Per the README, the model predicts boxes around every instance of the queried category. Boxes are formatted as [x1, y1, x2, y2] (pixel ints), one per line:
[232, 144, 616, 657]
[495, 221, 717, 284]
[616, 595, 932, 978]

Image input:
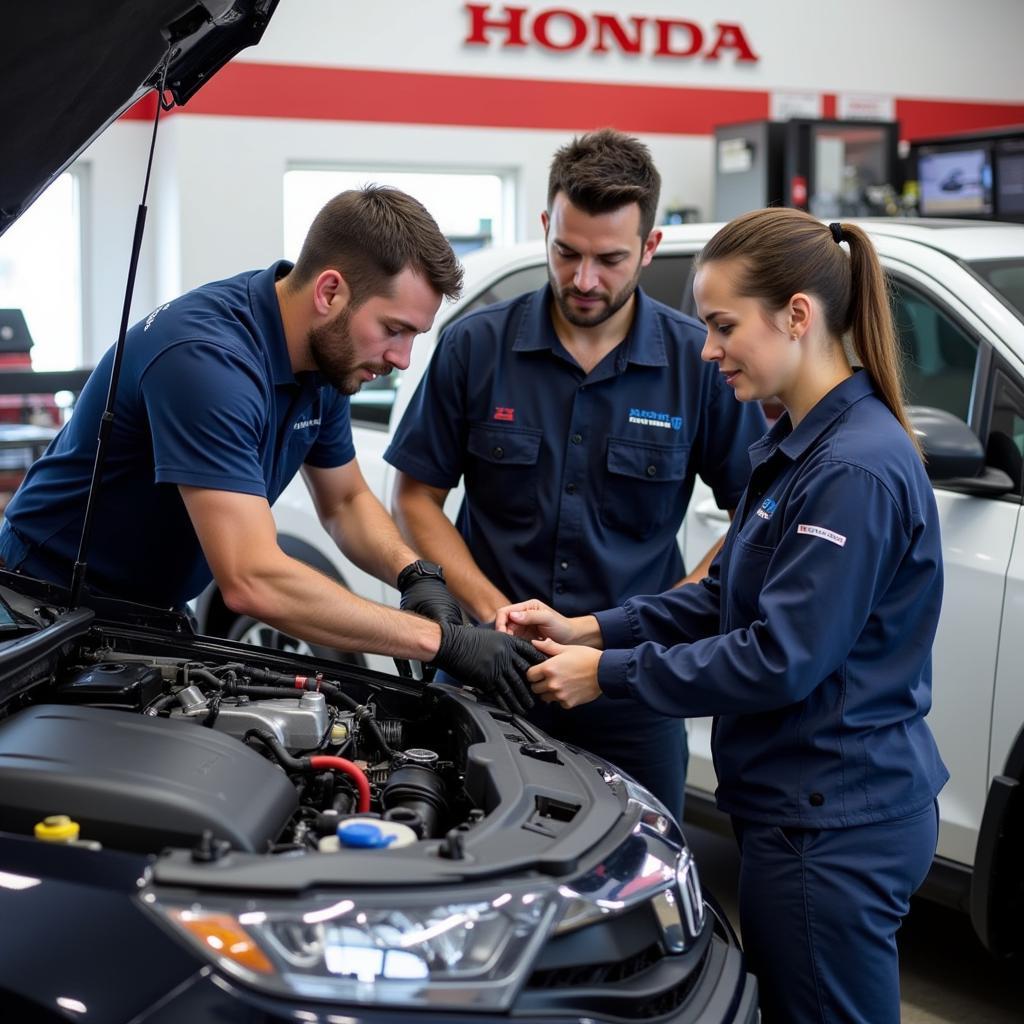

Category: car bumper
[134, 933, 757, 1024]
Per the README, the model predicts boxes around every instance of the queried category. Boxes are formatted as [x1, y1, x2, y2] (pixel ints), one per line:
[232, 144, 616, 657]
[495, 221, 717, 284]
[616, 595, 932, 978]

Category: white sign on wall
[770, 90, 823, 121]
[837, 93, 895, 121]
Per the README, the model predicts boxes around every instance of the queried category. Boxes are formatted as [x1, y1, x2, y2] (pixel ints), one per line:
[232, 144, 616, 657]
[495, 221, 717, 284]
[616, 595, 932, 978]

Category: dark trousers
[732, 802, 938, 1024]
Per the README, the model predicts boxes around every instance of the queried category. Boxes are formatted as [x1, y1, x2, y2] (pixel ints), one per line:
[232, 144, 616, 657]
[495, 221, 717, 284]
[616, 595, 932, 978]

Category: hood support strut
[70, 54, 172, 608]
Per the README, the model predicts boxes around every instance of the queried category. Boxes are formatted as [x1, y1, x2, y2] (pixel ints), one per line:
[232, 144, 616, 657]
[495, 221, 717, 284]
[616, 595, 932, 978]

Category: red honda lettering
[533, 8, 588, 51]
[592, 13, 645, 54]
[653, 18, 703, 58]
[464, 3, 528, 47]
[705, 22, 759, 63]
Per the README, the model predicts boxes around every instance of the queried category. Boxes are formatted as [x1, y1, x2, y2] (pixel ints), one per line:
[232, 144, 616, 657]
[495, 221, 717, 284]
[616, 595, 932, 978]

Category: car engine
[0, 645, 486, 857]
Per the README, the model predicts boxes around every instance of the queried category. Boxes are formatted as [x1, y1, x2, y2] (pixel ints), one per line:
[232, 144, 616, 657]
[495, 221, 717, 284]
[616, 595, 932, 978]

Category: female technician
[496, 208, 949, 1024]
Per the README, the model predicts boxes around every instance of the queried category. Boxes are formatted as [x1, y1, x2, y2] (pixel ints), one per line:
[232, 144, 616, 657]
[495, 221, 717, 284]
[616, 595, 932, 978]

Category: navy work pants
[733, 802, 938, 1024]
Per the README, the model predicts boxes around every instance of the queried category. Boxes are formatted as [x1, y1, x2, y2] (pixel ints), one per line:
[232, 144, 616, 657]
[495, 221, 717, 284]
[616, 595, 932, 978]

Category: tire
[225, 614, 366, 668]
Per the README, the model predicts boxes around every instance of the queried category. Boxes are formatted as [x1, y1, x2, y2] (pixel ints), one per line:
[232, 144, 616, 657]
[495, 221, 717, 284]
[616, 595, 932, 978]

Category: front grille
[517, 902, 714, 1020]
[529, 941, 663, 989]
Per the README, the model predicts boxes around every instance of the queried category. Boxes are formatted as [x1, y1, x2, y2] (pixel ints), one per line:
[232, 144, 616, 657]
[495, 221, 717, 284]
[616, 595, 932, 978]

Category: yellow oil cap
[34, 815, 80, 843]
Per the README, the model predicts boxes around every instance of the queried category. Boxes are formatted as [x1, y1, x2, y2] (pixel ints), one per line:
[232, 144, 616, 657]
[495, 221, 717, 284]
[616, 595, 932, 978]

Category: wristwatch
[397, 559, 446, 590]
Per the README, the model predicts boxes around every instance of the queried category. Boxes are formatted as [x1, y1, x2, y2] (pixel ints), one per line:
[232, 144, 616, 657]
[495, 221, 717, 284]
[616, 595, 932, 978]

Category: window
[0, 172, 83, 370]
[457, 253, 697, 324]
[986, 370, 1024, 496]
[456, 264, 549, 321]
[640, 254, 695, 311]
[284, 167, 512, 428]
[890, 280, 978, 422]
[969, 258, 1024, 321]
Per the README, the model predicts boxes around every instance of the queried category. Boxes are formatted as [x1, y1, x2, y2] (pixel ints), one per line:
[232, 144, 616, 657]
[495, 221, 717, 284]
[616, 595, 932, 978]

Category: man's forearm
[223, 550, 442, 660]
[394, 487, 508, 622]
[323, 488, 419, 586]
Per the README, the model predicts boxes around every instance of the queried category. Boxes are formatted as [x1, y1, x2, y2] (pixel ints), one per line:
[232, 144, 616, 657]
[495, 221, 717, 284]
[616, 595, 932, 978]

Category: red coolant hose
[310, 756, 371, 813]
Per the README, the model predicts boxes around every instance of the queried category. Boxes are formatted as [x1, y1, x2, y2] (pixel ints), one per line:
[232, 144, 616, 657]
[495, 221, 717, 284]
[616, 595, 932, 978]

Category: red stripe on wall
[895, 98, 1024, 140]
[126, 62, 768, 134]
[822, 93, 837, 119]
[120, 62, 1024, 141]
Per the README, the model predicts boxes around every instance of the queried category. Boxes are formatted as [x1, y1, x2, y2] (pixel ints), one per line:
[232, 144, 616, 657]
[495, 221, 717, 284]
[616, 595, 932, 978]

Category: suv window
[986, 369, 1024, 496]
[891, 280, 978, 423]
[641, 254, 695, 310]
[352, 251, 698, 429]
[457, 253, 696, 323]
[458, 264, 550, 320]
[969, 258, 1024, 321]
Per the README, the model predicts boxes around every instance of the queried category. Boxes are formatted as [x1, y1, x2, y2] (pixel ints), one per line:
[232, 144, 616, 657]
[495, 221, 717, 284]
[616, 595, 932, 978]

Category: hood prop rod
[70, 54, 172, 608]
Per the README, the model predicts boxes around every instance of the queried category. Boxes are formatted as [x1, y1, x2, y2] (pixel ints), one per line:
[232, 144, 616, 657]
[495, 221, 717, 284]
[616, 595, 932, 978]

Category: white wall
[72, 0, 1024, 364]
[250, 0, 1024, 102]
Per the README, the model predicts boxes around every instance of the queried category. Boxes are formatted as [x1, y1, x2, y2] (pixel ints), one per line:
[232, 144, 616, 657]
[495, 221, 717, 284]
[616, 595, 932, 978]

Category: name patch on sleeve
[797, 524, 847, 547]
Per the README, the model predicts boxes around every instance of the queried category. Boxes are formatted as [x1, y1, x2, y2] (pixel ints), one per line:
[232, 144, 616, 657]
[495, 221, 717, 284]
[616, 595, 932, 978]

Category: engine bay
[0, 593, 624, 878]
[0, 641, 501, 856]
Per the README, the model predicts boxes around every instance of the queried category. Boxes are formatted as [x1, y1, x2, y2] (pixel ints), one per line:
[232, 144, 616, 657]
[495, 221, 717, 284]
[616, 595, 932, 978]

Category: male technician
[385, 131, 767, 819]
[0, 187, 540, 711]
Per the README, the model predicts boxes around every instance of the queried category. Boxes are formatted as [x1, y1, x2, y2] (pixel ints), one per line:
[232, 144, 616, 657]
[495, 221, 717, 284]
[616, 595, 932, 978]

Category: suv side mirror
[908, 406, 1015, 497]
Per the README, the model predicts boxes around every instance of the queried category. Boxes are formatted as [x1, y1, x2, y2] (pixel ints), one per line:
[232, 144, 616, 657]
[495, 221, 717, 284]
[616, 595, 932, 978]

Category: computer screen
[918, 147, 994, 216]
[996, 150, 1024, 218]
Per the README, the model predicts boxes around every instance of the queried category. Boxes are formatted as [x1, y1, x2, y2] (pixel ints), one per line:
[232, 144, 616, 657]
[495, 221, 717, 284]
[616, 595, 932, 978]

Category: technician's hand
[527, 639, 603, 709]
[496, 599, 575, 643]
[398, 562, 464, 626]
[431, 622, 544, 715]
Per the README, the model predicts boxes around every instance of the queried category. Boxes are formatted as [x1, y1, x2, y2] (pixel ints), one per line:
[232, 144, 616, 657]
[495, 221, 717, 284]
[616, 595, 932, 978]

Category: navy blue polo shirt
[596, 371, 949, 827]
[2, 262, 354, 607]
[384, 285, 766, 615]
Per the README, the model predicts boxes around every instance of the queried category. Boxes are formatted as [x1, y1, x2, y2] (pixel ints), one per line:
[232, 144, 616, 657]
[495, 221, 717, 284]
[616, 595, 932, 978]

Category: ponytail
[836, 223, 920, 456]
[698, 209, 921, 457]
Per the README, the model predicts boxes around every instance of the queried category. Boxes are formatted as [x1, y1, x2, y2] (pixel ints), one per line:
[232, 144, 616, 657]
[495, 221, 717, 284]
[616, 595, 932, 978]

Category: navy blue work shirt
[384, 285, 766, 615]
[595, 371, 949, 827]
[2, 262, 354, 608]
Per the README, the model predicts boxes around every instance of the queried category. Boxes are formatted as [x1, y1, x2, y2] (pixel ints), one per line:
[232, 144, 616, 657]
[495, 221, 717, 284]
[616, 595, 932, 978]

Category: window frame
[887, 271, 983, 428]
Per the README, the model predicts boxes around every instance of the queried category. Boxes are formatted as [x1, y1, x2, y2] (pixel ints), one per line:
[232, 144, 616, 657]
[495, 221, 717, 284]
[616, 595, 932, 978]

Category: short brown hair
[288, 186, 463, 304]
[547, 129, 661, 237]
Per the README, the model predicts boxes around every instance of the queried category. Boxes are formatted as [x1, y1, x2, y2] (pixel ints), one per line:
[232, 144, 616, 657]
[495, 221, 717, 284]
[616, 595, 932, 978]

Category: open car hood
[0, 0, 280, 237]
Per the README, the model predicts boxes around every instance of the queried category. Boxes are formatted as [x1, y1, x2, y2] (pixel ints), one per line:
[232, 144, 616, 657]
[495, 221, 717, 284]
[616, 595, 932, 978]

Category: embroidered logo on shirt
[756, 497, 778, 520]
[293, 417, 321, 430]
[797, 524, 847, 547]
[628, 408, 682, 431]
[143, 303, 170, 331]
[493, 406, 515, 422]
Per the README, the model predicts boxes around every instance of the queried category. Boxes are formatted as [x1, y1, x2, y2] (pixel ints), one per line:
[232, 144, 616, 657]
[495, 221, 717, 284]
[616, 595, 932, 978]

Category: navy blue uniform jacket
[596, 372, 949, 827]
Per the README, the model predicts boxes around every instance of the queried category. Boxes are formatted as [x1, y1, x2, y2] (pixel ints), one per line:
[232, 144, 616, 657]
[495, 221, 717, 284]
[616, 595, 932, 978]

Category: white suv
[196, 219, 1024, 958]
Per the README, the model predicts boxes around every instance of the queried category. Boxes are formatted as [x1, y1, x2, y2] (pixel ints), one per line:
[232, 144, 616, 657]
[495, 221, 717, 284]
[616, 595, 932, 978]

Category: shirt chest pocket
[600, 437, 689, 541]
[466, 423, 543, 522]
[723, 534, 776, 629]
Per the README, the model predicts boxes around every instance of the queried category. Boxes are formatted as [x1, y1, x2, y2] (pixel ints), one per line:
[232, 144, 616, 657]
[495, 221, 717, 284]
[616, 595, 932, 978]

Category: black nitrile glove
[398, 560, 464, 626]
[431, 622, 544, 715]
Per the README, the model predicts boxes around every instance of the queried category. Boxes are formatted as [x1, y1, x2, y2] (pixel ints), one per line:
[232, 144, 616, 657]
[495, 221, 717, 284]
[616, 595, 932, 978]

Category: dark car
[0, 4, 757, 1021]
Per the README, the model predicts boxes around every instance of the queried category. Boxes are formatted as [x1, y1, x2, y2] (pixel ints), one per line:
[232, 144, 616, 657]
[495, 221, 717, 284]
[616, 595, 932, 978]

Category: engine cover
[0, 705, 298, 853]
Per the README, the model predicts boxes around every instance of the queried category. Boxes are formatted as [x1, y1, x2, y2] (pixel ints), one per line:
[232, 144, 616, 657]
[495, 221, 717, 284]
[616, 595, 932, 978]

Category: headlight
[143, 885, 559, 1010]
[576, 748, 705, 940]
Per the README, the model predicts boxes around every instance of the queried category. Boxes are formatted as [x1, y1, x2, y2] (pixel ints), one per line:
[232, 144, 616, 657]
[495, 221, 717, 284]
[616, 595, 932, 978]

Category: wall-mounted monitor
[918, 146, 994, 217]
[996, 144, 1024, 219]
